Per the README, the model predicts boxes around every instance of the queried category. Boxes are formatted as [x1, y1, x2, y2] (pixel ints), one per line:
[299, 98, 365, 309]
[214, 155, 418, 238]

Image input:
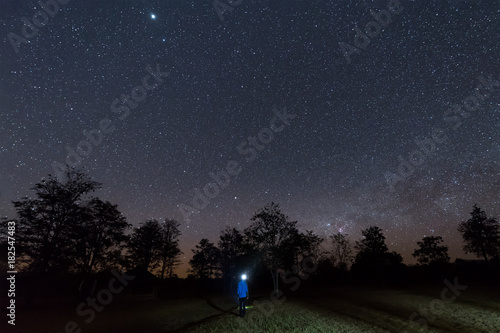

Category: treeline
[188, 202, 321, 292]
[188, 202, 500, 288]
[1, 170, 183, 279]
[1, 170, 500, 288]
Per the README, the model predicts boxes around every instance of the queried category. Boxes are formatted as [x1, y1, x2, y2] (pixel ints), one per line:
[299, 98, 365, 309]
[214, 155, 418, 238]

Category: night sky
[1, 0, 499, 276]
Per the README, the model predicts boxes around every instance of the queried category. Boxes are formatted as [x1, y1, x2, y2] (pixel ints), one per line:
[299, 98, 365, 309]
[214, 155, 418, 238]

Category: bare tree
[159, 218, 182, 279]
[329, 232, 353, 270]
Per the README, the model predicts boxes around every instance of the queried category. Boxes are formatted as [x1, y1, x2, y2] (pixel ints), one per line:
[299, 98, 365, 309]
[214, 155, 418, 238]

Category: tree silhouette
[412, 236, 450, 265]
[158, 219, 182, 279]
[218, 227, 245, 293]
[352, 226, 403, 283]
[329, 232, 353, 270]
[355, 226, 390, 255]
[244, 203, 297, 291]
[72, 198, 131, 275]
[127, 219, 163, 271]
[13, 169, 101, 274]
[189, 238, 220, 279]
[282, 229, 322, 272]
[244, 202, 320, 291]
[458, 205, 500, 263]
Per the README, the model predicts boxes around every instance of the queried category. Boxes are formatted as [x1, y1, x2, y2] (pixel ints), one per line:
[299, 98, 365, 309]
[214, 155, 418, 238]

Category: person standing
[237, 274, 249, 317]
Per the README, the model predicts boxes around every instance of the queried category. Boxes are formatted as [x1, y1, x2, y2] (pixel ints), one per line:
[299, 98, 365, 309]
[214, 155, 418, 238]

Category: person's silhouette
[237, 274, 249, 317]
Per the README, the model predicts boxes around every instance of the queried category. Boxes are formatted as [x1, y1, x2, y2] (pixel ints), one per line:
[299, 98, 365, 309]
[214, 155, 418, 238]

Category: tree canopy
[72, 198, 130, 275]
[412, 236, 450, 265]
[6, 169, 499, 286]
[458, 204, 500, 263]
[189, 238, 221, 279]
[352, 226, 403, 283]
[13, 169, 102, 273]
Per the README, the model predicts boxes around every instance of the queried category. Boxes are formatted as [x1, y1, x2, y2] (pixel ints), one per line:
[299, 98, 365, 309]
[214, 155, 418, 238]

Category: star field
[1, 0, 499, 276]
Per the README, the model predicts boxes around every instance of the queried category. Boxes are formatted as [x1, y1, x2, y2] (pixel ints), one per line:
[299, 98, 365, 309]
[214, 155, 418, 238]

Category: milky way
[1, 0, 499, 275]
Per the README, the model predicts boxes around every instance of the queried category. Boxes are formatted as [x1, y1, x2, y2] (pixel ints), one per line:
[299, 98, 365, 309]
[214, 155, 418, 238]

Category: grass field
[12, 284, 500, 333]
[186, 285, 500, 333]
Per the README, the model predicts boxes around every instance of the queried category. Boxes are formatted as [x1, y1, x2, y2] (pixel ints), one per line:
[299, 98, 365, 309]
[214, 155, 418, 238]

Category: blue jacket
[237, 280, 248, 298]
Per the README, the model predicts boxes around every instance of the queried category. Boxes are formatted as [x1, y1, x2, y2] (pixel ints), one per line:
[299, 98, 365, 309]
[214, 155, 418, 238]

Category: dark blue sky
[1, 0, 499, 275]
